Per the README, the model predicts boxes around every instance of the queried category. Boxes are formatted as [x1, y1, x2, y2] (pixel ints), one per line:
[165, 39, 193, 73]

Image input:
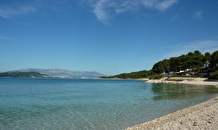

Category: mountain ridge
[0, 71, 50, 78]
[7, 68, 105, 79]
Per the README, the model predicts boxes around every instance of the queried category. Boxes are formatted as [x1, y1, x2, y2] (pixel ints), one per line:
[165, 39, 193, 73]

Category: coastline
[138, 77, 218, 87]
[126, 78, 218, 130]
[126, 96, 218, 130]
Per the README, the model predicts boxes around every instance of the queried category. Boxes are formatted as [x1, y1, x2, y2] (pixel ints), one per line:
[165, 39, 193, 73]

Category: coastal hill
[101, 50, 218, 79]
[2, 68, 105, 79]
[0, 71, 50, 78]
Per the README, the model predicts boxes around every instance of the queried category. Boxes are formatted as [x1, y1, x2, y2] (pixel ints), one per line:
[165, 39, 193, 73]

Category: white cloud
[93, 0, 112, 24]
[92, 0, 178, 24]
[194, 10, 203, 20]
[165, 40, 218, 58]
[0, 6, 36, 18]
[141, 0, 178, 11]
[116, 0, 139, 14]
[155, 0, 178, 11]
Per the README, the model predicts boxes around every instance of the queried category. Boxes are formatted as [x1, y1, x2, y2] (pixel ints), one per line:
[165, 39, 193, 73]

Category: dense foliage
[100, 70, 162, 79]
[100, 70, 163, 79]
[0, 71, 49, 78]
[209, 70, 218, 79]
[209, 51, 218, 71]
[152, 50, 218, 73]
[101, 50, 218, 79]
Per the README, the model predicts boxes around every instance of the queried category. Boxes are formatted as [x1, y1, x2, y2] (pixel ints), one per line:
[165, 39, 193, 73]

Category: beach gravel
[126, 97, 218, 130]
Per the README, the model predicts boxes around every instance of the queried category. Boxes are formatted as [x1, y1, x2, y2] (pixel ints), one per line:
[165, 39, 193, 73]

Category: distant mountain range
[1, 68, 105, 79]
[0, 71, 50, 78]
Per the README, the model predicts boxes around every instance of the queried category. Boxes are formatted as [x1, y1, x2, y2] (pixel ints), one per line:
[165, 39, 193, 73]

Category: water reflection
[151, 83, 218, 100]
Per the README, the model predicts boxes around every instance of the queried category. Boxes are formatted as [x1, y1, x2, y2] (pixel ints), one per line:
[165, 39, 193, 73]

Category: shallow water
[0, 78, 218, 130]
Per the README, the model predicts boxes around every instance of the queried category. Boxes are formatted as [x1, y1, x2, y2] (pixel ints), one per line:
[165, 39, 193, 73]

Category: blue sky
[1, 0, 218, 75]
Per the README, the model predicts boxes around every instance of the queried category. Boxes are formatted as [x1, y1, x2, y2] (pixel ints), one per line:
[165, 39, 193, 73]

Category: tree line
[100, 50, 218, 79]
[100, 70, 163, 79]
[152, 50, 218, 73]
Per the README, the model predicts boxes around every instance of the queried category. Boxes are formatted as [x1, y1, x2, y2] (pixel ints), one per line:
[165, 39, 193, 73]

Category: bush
[149, 74, 163, 79]
[209, 70, 218, 79]
[167, 74, 203, 78]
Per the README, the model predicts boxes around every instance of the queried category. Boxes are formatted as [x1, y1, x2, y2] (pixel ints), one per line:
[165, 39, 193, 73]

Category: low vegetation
[100, 50, 218, 79]
[167, 75, 203, 78]
[100, 70, 163, 79]
[209, 70, 218, 79]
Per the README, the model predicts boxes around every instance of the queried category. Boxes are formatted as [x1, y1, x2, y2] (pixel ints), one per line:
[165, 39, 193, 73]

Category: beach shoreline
[126, 78, 218, 130]
[137, 77, 218, 87]
[126, 96, 218, 130]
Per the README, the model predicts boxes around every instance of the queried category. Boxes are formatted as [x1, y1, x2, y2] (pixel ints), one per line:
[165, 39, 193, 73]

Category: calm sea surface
[0, 78, 218, 130]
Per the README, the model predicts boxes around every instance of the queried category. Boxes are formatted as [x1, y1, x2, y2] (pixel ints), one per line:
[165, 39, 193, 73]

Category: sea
[0, 78, 218, 130]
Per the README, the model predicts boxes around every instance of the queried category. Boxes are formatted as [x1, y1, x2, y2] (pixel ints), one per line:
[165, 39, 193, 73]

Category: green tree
[209, 70, 218, 79]
[194, 50, 202, 56]
[192, 50, 203, 71]
[152, 59, 170, 73]
[101, 50, 218, 79]
[202, 52, 211, 69]
[209, 50, 218, 71]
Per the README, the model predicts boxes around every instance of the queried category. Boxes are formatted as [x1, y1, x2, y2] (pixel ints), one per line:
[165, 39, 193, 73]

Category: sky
[1, 0, 218, 75]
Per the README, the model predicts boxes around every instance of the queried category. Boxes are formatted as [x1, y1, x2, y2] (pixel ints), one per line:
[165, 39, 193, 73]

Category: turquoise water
[0, 78, 218, 130]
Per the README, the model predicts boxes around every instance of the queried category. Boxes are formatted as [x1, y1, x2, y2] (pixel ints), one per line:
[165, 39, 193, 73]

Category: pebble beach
[126, 78, 218, 130]
[126, 96, 218, 130]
